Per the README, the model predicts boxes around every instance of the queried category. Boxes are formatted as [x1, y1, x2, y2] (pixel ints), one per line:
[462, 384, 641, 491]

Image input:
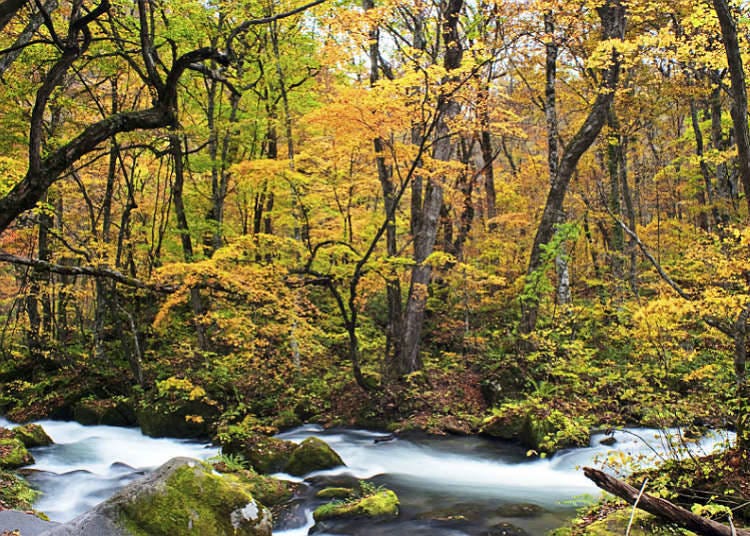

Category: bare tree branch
[0, 251, 177, 292]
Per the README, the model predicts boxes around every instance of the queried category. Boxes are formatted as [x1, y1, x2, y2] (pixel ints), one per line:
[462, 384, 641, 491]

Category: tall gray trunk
[398, 0, 464, 375]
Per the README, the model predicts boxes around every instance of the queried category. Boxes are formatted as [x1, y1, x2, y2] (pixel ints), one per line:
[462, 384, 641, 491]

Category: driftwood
[583, 467, 750, 536]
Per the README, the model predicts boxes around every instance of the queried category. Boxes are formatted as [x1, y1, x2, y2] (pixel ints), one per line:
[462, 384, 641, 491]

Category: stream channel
[0, 417, 732, 535]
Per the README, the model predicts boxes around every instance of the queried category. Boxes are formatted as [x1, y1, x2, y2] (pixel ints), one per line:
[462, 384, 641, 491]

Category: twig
[626, 478, 649, 536]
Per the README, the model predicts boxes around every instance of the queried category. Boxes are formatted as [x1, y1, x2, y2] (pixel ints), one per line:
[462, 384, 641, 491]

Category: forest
[1, 0, 750, 533]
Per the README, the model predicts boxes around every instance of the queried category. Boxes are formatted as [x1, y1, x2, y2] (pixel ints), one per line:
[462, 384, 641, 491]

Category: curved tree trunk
[519, 0, 626, 333]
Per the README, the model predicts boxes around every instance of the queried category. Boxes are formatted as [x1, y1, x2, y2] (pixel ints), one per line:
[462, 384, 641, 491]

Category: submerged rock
[41, 457, 272, 536]
[481, 522, 530, 536]
[284, 437, 345, 476]
[13, 423, 53, 447]
[0, 437, 34, 469]
[495, 502, 546, 518]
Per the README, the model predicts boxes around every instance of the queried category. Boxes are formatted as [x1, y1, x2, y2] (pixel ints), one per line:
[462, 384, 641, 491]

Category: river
[0, 417, 732, 535]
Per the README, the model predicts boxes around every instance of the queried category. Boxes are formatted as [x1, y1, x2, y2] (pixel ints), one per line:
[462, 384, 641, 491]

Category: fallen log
[583, 466, 750, 536]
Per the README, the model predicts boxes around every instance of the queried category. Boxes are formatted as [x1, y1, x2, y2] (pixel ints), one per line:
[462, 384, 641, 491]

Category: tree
[713, 0, 750, 216]
[519, 0, 626, 333]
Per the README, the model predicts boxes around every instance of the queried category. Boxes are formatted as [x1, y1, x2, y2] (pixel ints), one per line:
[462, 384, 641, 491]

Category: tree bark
[0, 0, 58, 76]
[712, 0, 750, 217]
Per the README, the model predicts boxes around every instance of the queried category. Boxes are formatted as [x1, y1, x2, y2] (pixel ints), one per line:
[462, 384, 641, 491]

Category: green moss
[121, 462, 271, 536]
[13, 424, 53, 447]
[519, 410, 590, 455]
[284, 437, 344, 476]
[0, 468, 39, 509]
[137, 399, 218, 439]
[583, 509, 696, 535]
[313, 489, 399, 521]
[316, 487, 354, 499]
[218, 426, 297, 474]
[227, 469, 297, 507]
[74, 398, 136, 427]
[481, 412, 524, 440]
[0, 438, 34, 469]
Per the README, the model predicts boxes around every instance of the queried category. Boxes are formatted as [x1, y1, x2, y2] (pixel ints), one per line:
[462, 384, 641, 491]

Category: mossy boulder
[219, 428, 344, 476]
[43, 457, 272, 536]
[217, 467, 297, 507]
[0, 437, 34, 469]
[137, 399, 218, 439]
[74, 399, 137, 427]
[284, 437, 345, 476]
[313, 489, 399, 522]
[480, 412, 525, 440]
[519, 410, 590, 454]
[0, 468, 39, 509]
[316, 487, 355, 500]
[223, 435, 297, 474]
[581, 508, 696, 535]
[13, 423, 53, 447]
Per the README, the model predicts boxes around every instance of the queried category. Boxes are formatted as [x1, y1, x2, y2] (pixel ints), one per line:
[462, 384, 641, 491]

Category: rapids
[0, 417, 732, 535]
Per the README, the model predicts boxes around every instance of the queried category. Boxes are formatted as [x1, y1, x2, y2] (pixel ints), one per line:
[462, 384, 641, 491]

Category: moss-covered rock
[74, 399, 136, 427]
[0, 438, 34, 469]
[226, 468, 297, 507]
[313, 489, 399, 521]
[137, 399, 218, 439]
[316, 487, 355, 500]
[13, 423, 53, 447]
[223, 435, 297, 474]
[581, 508, 696, 535]
[43, 457, 272, 536]
[284, 437, 345, 476]
[519, 410, 590, 454]
[480, 412, 524, 440]
[0, 468, 39, 509]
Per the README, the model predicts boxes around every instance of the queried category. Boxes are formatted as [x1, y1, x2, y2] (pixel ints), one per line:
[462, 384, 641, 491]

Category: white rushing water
[271, 425, 733, 535]
[0, 417, 733, 535]
[0, 417, 218, 521]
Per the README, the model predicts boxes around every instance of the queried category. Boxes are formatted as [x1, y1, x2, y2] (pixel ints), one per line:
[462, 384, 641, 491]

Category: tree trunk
[713, 0, 750, 218]
[710, 79, 733, 220]
[583, 467, 750, 536]
[170, 134, 210, 351]
[363, 0, 404, 372]
[519, 0, 625, 333]
[398, 0, 463, 376]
